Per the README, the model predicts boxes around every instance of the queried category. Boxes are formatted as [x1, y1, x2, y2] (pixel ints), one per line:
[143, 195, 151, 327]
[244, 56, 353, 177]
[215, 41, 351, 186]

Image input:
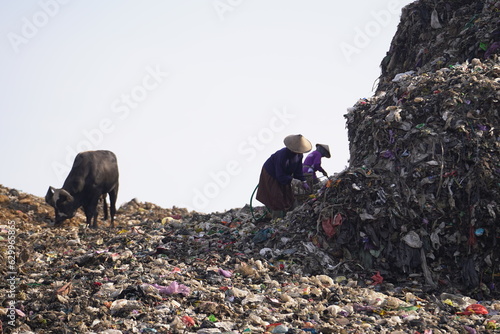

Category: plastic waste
[218, 268, 232, 278]
[151, 282, 190, 296]
[402, 231, 423, 248]
[181, 315, 196, 327]
[457, 304, 489, 315]
[109, 299, 142, 315]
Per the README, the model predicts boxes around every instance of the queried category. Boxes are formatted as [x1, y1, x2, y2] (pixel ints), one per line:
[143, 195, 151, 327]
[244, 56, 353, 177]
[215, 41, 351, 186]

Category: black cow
[46, 150, 119, 228]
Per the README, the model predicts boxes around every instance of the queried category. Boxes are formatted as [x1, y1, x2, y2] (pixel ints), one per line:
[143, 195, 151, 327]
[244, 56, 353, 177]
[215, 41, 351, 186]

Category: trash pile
[320, 0, 500, 297]
[4, 185, 500, 334]
[332, 54, 500, 290]
[379, 0, 500, 89]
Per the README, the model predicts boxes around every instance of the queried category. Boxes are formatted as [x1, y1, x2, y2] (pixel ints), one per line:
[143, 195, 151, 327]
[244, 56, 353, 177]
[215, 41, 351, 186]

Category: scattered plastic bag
[151, 281, 190, 296]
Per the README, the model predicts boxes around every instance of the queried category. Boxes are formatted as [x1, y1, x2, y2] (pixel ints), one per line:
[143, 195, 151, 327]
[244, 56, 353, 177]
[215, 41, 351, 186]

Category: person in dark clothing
[256, 134, 312, 218]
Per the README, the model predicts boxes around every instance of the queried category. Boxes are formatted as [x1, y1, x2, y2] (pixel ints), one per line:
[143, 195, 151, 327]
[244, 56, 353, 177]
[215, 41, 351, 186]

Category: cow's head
[45, 186, 76, 224]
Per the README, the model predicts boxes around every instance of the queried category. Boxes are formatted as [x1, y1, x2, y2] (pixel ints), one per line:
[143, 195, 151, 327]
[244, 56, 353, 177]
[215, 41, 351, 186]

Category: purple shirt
[263, 147, 305, 185]
[303, 150, 326, 175]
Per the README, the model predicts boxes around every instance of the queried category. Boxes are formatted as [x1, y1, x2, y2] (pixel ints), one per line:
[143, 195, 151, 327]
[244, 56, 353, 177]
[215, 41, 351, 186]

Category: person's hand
[302, 181, 310, 191]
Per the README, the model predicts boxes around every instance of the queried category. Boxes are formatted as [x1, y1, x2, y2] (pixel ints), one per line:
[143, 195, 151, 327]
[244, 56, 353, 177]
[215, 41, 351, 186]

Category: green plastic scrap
[398, 306, 420, 312]
[416, 123, 426, 129]
[463, 14, 478, 29]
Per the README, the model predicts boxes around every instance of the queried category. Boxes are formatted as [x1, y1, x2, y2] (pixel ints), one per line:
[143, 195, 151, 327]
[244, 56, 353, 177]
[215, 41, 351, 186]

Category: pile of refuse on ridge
[379, 0, 500, 89]
[5, 185, 500, 334]
[333, 57, 500, 290]
[319, 0, 500, 298]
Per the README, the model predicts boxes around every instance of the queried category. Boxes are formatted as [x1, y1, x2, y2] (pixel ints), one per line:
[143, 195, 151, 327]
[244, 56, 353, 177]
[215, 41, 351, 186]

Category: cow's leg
[102, 194, 109, 221]
[109, 187, 118, 228]
[84, 211, 93, 227]
[92, 210, 99, 228]
[84, 206, 96, 228]
[85, 196, 100, 228]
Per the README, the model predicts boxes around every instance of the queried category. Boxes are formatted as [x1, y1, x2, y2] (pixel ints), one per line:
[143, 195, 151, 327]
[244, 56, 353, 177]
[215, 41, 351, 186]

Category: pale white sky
[1, 0, 414, 213]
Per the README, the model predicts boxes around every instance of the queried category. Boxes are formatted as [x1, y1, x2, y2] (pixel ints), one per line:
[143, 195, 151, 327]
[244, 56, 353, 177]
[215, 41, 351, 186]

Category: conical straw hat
[283, 134, 312, 154]
[316, 144, 331, 158]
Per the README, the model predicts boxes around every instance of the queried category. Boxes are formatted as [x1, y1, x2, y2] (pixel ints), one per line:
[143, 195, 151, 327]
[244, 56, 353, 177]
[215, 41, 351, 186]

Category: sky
[1, 0, 415, 213]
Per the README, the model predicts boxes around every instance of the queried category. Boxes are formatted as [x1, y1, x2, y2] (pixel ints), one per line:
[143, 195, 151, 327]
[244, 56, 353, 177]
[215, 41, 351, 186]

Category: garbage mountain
[304, 0, 500, 295]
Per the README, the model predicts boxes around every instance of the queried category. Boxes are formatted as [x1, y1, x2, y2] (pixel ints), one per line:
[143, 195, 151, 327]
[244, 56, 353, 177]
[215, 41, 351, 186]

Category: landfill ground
[2, 0, 500, 333]
[1, 183, 500, 334]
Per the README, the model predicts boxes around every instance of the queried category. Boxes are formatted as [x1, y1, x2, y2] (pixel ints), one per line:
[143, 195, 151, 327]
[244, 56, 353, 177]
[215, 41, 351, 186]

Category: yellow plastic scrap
[486, 321, 497, 330]
[443, 299, 455, 307]
[162, 216, 176, 224]
[46, 252, 57, 262]
[335, 276, 347, 283]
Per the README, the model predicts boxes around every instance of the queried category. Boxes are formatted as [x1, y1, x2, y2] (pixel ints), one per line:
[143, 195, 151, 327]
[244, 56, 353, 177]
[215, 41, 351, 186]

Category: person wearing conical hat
[256, 134, 312, 218]
[302, 143, 331, 184]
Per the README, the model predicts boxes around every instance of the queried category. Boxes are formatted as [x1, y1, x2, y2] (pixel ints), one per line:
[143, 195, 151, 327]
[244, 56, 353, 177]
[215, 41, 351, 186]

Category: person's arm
[317, 165, 327, 176]
[312, 153, 327, 176]
[274, 150, 293, 184]
[292, 154, 306, 182]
